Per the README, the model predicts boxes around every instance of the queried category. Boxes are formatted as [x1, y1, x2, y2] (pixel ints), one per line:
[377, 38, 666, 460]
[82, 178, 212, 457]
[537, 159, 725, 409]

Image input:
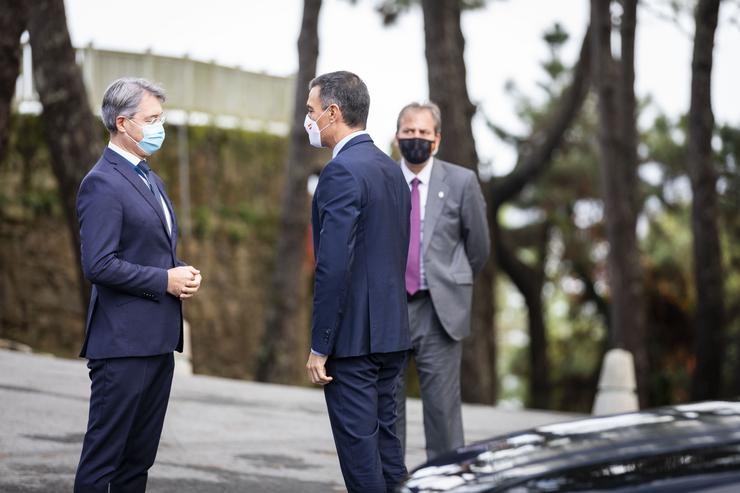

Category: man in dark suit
[74, 77, 202, 493]
[395, 102, 490, 461]
[304, 71, 411, 493]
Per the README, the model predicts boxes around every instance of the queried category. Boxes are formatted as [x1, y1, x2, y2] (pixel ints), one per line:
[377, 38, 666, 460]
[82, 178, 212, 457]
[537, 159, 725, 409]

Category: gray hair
[396, 101, 442, 134]
[309, 71, 369, 129]
[101, 77, 166, 134]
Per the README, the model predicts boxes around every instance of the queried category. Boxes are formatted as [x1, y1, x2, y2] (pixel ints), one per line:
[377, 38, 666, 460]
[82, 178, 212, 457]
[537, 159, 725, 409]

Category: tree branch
[490, 26, 592, 208]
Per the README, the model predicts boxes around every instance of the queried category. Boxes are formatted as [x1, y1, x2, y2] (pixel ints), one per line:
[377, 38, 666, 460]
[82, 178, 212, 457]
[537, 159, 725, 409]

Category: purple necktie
[406, 178, 421, 295]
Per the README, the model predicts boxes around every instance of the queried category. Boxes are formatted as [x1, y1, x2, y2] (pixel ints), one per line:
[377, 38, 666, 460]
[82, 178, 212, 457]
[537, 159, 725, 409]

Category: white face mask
[304, 107, 331, 148]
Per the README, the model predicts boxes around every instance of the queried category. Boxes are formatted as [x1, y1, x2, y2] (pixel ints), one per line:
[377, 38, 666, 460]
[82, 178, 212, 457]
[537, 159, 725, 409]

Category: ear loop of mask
[314, 106, 333, 133]
[121, 118, 149, 155]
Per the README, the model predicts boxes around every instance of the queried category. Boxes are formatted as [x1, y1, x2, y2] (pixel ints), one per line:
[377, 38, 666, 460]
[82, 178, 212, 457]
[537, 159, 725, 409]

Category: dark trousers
[74, 353, 174, 493]
[324, 351, 408, 493]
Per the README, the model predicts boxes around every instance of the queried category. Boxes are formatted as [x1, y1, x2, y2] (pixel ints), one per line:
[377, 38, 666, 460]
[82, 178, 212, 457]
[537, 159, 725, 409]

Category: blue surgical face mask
[126, 118, 165, 155]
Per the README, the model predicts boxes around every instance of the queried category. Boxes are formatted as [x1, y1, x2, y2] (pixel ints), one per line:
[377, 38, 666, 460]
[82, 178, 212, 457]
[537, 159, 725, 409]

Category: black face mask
[398, 138, 434, 165]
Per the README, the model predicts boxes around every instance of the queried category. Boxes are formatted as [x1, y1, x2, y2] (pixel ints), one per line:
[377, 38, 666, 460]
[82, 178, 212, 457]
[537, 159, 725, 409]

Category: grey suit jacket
[421, 158, 490, 340]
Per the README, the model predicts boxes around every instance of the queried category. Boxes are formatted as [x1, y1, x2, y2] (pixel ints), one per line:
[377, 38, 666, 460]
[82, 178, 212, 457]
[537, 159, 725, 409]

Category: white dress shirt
[332, 130, 369, 158]
[401, 157, 434, 290]
[108, 141, 172, 235]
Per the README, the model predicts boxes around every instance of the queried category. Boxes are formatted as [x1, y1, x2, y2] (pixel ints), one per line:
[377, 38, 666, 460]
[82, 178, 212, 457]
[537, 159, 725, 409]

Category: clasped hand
[167, 266, 202, 299]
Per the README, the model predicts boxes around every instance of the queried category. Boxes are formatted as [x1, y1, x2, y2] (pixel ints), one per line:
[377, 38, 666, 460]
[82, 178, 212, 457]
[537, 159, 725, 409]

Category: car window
[502, 444, 740, 492]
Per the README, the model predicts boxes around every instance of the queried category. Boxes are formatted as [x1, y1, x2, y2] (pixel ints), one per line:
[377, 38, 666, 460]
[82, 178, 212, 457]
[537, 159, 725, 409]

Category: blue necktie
[134, 161, 156, 196]
[133, 161, 171, 236]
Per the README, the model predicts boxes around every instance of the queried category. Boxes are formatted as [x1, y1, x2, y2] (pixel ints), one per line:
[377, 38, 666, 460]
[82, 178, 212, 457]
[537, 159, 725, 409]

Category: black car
[399, 401, 740, 492]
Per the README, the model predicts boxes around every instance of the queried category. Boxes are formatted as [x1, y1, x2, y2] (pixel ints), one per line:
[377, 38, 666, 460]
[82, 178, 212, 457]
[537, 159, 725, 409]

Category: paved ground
[0, 349, 579, 492]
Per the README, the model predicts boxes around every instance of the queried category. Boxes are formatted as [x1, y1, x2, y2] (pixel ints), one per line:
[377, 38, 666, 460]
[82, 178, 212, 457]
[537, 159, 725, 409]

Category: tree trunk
[0, 1, 25, 162]
[489, 27, 591, 408]
[255, 0, 321, 384]
[590, 0, 648, 405]
[23, 0, 98, 312]
[497, 225, 550, 409]
[619, 0, 650, 405]
[421, 0, 477, 168]
[563, 227, 611, 331]
[688, 0, 724, 401]
[421, 0, 496, 403]
[468, 215, 496, 404]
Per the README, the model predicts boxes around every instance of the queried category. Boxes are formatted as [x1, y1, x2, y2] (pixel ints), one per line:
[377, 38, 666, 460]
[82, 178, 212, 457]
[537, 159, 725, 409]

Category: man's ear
[432, 133, 442, 155]
[329, 103, 340, 123]
[115, 115, 127, 133]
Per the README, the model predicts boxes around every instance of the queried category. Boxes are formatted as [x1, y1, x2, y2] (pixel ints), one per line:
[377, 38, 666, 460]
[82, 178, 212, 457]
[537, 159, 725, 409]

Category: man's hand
[306, 352, 333, 386]
[167, 266, 202, 299]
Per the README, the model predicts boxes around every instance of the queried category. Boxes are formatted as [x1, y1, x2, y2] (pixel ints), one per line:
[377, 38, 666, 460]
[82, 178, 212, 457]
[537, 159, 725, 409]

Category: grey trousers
[396, 294, 464, 461]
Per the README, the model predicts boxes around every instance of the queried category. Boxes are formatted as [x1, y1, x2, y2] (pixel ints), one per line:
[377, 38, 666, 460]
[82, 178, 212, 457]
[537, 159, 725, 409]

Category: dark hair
[309, 71, 370, 129]
[396, 101, 442, 134]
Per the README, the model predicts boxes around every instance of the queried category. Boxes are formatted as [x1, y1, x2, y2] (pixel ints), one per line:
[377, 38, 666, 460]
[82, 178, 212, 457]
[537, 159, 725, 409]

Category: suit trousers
[74, 353, 174, 493]
[324, 351, 408, 493]
[397, 295, 464, 461]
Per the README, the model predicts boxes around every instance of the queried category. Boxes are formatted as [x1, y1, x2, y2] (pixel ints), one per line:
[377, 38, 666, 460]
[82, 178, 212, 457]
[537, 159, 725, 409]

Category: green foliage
[543, 22, 569, 47]
[192, 205, 213, 238]
[0, 115, 60, 222]
[546, 288, 604, 412]
[149, 123, 286, 246]
[717, 124, 740, 216]
[0, 116, 287, 241]
[542, 23, 569, 81]
[491, 21, 740, 410]
[716, 123, 740, 391]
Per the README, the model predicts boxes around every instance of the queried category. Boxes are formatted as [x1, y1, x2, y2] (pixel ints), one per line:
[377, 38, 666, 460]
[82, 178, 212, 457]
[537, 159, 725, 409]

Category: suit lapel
[154, 175, 179, 250]
[105, 148, 171, 239]
[423, 159, 449, 254]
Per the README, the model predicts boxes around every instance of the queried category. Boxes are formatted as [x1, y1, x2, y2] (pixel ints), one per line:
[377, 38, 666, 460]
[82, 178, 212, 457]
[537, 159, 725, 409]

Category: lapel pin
[438, 191, 444, 198]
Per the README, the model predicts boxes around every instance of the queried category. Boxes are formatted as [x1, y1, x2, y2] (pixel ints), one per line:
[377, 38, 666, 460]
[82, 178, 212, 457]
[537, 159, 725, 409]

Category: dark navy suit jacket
[311, 134, 412, 358]
[76, 147, 183, 359]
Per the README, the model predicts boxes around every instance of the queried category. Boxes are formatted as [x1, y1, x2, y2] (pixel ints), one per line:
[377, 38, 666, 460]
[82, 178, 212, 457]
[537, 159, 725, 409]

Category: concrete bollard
[174, 319, 193, 376]
[592, 348, 639, 415]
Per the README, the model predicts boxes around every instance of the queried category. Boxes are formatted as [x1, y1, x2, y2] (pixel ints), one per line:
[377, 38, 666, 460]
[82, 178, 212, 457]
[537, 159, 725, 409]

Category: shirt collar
[332, 130, 368, 158]
[401, 157, 434, 185]
[108, 141, 143, 166]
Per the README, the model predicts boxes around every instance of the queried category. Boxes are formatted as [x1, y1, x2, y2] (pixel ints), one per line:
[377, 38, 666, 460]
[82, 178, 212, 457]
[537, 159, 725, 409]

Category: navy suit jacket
[76, 147, 183, 359]
[311, 134, 412, 358]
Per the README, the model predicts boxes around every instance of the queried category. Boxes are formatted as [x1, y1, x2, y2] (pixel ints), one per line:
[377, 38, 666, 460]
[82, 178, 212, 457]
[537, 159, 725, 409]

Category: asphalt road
[0, 349, 577, 492]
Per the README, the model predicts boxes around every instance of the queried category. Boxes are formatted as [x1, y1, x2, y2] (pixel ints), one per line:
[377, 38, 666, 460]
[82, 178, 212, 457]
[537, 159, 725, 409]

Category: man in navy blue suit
[74, 77, 202, 493]
[304, 71, 412, 493]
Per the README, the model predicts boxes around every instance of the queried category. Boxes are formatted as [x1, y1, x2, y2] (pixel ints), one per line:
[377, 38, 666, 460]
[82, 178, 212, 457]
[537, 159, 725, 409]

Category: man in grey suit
[395, 101, 490, 461]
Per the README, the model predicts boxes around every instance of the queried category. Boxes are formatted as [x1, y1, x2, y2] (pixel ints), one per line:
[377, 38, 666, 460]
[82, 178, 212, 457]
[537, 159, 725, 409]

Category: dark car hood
[401, 401, 740, 492]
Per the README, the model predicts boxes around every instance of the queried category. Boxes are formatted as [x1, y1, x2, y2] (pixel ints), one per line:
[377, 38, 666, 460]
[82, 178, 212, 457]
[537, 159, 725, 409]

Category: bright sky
[64, 0, 739, 175]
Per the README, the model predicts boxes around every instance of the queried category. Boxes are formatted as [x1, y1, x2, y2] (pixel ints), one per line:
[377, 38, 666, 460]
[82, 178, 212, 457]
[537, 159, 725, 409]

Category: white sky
[64, 0, 739, 175]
